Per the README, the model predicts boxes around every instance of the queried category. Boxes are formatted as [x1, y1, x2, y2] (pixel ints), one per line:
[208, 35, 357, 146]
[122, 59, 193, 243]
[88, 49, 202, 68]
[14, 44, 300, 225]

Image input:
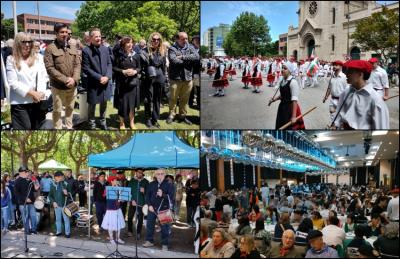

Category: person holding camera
[112, 36, 141, 129]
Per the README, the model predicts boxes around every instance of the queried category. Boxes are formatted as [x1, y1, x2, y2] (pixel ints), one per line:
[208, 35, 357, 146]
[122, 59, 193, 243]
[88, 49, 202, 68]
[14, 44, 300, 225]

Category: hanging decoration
[206, 156, 211, 188]
[230, 159, 234, 185]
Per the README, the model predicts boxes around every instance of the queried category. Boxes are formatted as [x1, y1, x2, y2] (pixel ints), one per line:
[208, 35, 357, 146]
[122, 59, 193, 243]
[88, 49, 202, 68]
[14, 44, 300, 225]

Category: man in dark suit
[82, 28, 113, 130]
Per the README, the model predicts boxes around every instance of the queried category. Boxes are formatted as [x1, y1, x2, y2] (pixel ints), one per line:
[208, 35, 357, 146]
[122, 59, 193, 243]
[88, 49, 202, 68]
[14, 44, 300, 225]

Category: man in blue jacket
[82, 28, 113, 130]
[143, 169, 175, 251]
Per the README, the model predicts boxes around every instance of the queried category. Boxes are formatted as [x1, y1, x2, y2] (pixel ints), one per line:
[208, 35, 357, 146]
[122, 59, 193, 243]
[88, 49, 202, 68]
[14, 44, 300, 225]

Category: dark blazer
[82, 45, 113, 104]
[145, 179, 175, 212]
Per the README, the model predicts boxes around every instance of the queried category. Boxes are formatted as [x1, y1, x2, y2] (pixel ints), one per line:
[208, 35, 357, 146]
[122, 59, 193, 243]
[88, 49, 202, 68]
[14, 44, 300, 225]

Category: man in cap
[368, 57, 390, 100]
[48, 171, 71, 237]
[14, 166, 40, 234]
[305, 230, 339, 258]
[323, 60, 348, 123]
[332, 60, 389, 129]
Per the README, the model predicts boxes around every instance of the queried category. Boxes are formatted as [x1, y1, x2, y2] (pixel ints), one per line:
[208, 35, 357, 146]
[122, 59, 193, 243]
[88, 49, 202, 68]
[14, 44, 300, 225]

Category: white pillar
[13, 1, 17, 37]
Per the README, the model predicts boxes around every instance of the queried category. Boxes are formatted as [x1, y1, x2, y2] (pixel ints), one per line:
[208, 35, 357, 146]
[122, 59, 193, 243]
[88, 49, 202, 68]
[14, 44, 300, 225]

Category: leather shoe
[166, 117, 173, 124]
[145, 119, 153, 128]
[100, 124, 108, 130]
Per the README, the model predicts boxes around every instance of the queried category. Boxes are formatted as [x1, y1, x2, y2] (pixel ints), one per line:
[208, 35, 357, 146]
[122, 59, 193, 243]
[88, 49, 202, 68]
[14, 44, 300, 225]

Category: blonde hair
[12, 32, 37, 71]
[240, 235, 255, 254]
[147, 32, 166, 57]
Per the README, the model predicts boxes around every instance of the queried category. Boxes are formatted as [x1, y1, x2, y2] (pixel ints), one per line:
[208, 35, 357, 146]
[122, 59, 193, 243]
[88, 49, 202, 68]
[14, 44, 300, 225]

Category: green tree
[1, 13, 23, 40]
[158, 1, 200, 37]
[200, 45, 209, 57]
[112, 1, 178, 42]
[223, 12, 272, 57]
[351, 6, 399, 65]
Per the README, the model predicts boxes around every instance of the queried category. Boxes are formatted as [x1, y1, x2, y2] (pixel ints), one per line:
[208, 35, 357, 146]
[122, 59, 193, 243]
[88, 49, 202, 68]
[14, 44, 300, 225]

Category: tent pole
[88, 166, 91, 239]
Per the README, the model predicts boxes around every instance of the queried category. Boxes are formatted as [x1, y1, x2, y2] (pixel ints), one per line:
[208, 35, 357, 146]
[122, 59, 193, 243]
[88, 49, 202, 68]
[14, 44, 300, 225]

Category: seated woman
[200, 228, 235, 258]
[200, 224, 211, 253]
[265, 206, 279, 225]
[311, 211, 325, 231]
[295, 218, 313, 243]
[344, 224, 373, 251]
[236, 217, 252, 236]
[366, 213, 384, 237]
[251, 219, 272, 256]
[249, 205, 263, 222]
[343, 213, 357, 233]
[274, 212, 294, 239]
[230, 235, 261, 258]
[373, 222, 399, 257]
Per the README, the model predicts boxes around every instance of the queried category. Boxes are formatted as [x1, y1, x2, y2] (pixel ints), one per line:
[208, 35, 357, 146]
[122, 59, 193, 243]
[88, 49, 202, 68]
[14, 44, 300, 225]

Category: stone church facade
[286, 1, 399, 61]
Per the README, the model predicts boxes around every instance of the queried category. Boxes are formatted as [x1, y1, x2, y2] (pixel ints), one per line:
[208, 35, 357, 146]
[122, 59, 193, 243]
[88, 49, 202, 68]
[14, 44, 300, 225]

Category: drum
[64, 202, 79, 217]
[34, 196, 45, 210]
[157, 209, 174, 225]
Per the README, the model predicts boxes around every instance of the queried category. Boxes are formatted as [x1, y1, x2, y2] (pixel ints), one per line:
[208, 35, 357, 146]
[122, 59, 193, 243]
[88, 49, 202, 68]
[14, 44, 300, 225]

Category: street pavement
[1, 230, 197, 258]
[201, 72, 399, 129]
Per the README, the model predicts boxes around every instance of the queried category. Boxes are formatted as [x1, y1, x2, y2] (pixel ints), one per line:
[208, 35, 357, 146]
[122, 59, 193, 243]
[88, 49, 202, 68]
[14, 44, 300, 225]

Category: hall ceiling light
[372, 131, 388, 136]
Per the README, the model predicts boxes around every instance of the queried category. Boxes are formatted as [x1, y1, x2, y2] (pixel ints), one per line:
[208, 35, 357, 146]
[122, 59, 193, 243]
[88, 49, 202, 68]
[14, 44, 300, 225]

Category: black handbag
[147, 65, 157, 78]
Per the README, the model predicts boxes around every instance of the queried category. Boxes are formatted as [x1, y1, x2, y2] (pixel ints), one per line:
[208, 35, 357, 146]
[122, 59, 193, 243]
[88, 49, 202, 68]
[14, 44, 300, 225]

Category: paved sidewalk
[1, 231, 197, 258]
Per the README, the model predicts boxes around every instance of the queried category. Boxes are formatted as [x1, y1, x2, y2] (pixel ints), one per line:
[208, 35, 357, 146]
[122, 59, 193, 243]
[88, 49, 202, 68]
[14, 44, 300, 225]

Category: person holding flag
[306, 53, 319, 88]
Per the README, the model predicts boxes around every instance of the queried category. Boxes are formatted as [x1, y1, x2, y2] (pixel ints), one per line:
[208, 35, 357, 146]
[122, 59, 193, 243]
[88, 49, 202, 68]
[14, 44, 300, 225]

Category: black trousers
[144, 81, 163, 122]
[127, 204, 144, 234]
[11, 103, 46, 129]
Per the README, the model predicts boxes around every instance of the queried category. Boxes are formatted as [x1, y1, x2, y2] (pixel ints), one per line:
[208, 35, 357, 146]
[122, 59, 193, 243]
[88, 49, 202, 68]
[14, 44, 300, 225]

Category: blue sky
[1, 1, 84, 20]
[201, 1, 398, 42]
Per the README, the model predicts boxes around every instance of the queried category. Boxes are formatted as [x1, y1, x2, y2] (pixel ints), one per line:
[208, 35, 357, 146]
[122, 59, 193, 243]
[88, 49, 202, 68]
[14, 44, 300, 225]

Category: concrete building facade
[202, 23, 231, 57]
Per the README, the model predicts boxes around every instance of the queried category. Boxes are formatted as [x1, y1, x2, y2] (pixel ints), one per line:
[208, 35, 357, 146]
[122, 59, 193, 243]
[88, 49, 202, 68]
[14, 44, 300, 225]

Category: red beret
[368, 57, 379, 63]
[391, 188, 399, 194]
[107, 175, 117, 183]
[343, 60, 372, 74]
[332, 60, 344, 66]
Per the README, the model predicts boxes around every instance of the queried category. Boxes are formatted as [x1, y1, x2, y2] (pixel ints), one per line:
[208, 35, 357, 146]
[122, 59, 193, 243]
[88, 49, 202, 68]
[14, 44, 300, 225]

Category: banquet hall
[199, 130, 399, 258]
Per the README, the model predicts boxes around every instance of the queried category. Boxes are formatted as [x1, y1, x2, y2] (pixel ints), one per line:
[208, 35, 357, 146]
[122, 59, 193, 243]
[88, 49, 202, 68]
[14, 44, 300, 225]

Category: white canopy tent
[38, 159, 69, 170]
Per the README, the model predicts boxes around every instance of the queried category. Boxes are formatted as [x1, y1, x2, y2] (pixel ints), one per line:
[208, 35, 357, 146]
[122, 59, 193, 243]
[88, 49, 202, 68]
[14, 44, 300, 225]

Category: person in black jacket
[186, 179, 200, 227]
[65, 169, 78, 201]
[14, 166, 40, 234]
[77, 174, 87, 207]
[141, 32, 167, 128]
[231, 235, 261, 258]
[93, 172, 108, 228]
[112, 36, 141, 129]
[143, 169, 175, 251]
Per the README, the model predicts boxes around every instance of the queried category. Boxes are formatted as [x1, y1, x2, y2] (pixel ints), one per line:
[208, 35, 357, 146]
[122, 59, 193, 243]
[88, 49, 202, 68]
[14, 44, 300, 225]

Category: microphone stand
[134, 181, 140, 258]
[24, 181, 34, 253]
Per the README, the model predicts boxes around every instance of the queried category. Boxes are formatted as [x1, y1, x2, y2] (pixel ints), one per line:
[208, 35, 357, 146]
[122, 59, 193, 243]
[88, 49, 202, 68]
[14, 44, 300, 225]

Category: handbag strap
[156, 193, 172, 214]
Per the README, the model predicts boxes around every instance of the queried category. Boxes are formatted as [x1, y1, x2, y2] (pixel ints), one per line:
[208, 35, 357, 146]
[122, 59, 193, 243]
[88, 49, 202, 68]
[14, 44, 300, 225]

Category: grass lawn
[74, 100, 199, 130]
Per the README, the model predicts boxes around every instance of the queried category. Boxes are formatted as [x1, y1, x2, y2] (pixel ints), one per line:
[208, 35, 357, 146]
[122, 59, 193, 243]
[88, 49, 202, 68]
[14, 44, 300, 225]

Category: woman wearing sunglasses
[5, 32, 49, 129]
[142, 32, 167, 128]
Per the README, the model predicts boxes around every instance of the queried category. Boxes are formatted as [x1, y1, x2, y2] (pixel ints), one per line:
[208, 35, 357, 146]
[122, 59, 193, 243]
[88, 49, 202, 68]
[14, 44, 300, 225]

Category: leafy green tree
[1, 13, 23, 40]
[200, 45, 209, 57]
[158, 1, 200, 37]
[351, 6, 399, 65]
[112, 1, 178, 42]
[223, 12, 272, 57]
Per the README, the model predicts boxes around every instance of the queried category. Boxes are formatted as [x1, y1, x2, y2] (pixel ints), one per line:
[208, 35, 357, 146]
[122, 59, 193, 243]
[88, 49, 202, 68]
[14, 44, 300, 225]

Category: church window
[332, 35, 335, 51]
[332, 7, 336, 24]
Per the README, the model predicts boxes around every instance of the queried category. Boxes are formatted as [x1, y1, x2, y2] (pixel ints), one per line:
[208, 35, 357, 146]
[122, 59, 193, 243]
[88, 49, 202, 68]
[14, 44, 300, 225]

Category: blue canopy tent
[86, 131, 199, 238]
[88, 131, 199, 169]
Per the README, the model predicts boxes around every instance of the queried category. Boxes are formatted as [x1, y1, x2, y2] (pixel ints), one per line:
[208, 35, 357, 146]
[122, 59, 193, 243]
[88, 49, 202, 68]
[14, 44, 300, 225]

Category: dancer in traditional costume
[241, 59, 251, 89]
[250, 57, 262, 93]
[212, 58, 229, 97]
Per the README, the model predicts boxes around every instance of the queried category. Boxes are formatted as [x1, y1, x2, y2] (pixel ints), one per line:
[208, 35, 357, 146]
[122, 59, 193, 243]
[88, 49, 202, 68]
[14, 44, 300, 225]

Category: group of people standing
[202, 55, 394, 130]
[1, 23, 200, 130]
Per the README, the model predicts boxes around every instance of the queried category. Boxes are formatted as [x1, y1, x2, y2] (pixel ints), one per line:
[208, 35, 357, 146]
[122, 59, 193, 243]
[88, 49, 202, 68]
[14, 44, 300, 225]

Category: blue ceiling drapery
[88, 131, 199, 169]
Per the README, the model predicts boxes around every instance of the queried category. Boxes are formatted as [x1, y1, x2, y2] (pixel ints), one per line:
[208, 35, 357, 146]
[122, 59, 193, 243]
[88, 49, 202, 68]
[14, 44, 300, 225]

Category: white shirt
[260, 186, 269, 198]
[368, 66, 389, 90]
[334, 82, 389, 129]
[387, 196, 399, 221]
[321, 224, 346, 246]
[6, 54, 49, 105]
[280, 75, 300, 101]
[206, 191, 216, 209]
[330, 71, 348, 98]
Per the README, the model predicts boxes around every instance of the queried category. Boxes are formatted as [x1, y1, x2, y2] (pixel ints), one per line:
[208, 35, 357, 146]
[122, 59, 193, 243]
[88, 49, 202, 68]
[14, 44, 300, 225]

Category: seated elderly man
[305, 230, 339, 258]
[267, 229, 305, 258]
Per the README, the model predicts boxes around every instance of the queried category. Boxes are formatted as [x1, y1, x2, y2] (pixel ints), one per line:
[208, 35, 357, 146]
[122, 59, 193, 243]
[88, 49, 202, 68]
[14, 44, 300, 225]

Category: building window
[332, 8, 336, 24]
[332, 35, 335, 51]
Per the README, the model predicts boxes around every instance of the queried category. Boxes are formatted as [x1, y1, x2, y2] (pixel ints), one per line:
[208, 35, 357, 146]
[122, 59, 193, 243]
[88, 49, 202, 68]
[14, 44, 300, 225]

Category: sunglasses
[152, 38, 160, 42]
[21, 40, 33, 44]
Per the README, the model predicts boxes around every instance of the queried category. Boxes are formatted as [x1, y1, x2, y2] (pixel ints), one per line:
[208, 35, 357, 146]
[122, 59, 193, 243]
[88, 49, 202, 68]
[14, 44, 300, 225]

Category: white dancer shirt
[368, 66, 389, 97]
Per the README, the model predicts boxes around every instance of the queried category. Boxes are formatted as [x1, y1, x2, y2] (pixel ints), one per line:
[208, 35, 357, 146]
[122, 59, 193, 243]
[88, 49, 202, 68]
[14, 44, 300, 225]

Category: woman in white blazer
[6, 32, 49, 129]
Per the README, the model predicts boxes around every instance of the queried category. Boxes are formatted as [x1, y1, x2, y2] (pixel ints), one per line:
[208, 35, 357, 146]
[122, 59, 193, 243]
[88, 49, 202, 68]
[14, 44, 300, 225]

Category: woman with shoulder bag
[143, 32, 167, 128]
[112, 36, 141, 129]
[6, 32, 49, 129]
